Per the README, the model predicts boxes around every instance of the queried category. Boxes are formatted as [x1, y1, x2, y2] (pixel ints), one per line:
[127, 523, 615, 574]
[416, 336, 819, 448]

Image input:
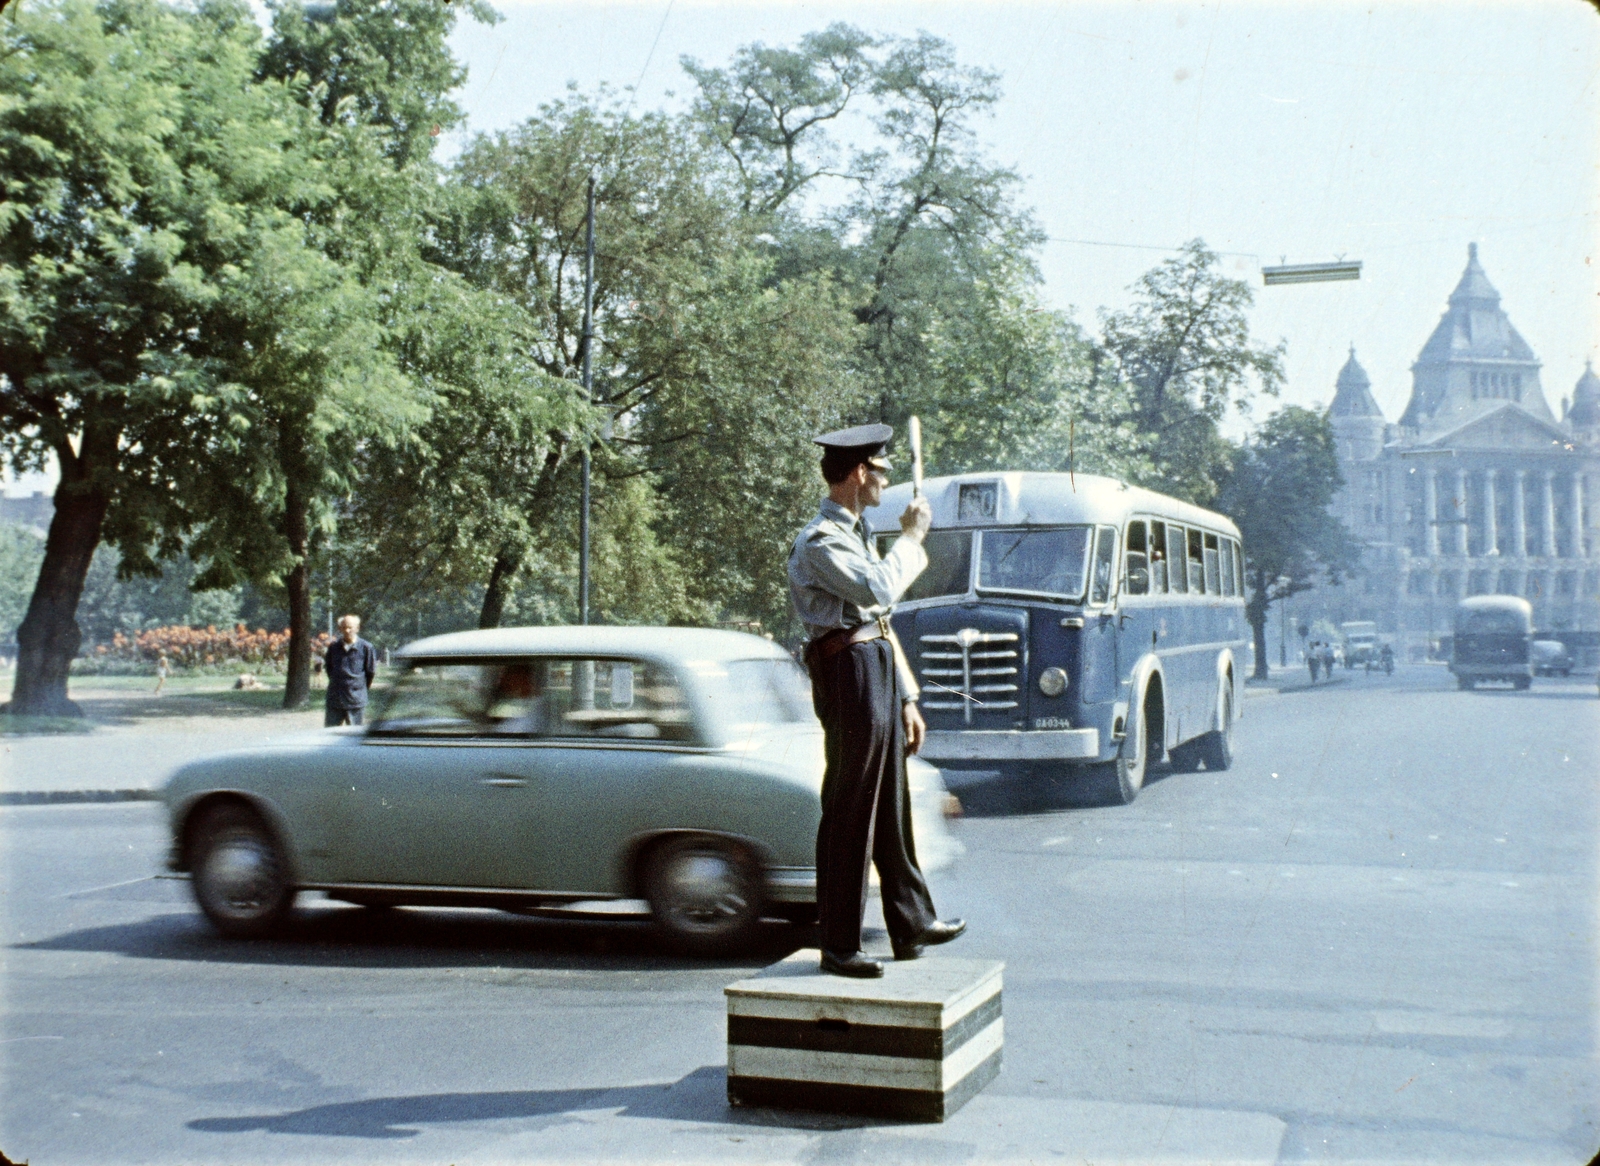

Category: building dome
[1330, 347, 1384, 418]
[1570, 359, 1600, 429]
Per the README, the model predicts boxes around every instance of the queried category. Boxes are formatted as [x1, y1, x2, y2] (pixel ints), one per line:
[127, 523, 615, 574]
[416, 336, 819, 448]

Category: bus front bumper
[920, 728, 1101, 762]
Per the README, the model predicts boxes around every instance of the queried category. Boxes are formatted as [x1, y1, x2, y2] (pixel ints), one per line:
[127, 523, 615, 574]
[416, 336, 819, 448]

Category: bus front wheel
[1097, 689, 1154, 805]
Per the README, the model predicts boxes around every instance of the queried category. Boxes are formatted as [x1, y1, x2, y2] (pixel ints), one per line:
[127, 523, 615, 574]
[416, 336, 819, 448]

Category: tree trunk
[282, 485, 313, 709]
[479, 547, 519, 629]
[7, 484, 110, 717]
[1246, 568, 1271, 680]
[1249, 608, 1270, 680]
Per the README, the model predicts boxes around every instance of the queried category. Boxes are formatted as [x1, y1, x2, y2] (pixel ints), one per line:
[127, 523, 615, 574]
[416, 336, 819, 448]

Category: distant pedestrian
[324, 615, 377, 727]
[1308, 644, 1321, 683]
[154, 653, 172, 695]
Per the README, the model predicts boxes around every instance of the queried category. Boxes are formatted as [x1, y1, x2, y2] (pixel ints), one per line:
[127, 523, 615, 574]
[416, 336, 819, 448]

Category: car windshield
[976, 527, 1091, 598]
[712, 658, 815, 726]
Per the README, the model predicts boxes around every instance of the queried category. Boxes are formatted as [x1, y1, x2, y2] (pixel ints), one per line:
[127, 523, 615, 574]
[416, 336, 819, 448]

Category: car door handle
[480, 775, 527, 788]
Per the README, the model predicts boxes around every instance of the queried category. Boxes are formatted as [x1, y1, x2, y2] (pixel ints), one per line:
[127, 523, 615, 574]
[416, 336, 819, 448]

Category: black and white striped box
[725, 949, 1003, 1122]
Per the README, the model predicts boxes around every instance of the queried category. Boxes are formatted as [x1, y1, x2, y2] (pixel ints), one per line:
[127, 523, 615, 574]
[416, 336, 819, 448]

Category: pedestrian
[324, 614, 378, 727]
[1308, 644, 1321, 683]
[788, 423, 965, 979]
[153, 652, 172, 696]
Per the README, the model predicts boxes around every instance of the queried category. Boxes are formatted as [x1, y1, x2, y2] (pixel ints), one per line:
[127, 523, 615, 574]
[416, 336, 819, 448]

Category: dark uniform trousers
[810, 636, 937, 956]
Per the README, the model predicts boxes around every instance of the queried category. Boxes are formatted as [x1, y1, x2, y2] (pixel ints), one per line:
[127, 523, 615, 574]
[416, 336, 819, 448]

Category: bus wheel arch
[1100, 668, 1163, 805]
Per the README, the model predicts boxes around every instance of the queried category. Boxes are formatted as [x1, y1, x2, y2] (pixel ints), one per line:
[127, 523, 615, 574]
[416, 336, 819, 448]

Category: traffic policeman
[788, 423, 966, 978]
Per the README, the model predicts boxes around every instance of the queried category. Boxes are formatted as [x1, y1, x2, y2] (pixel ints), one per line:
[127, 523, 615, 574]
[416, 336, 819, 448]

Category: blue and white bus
[863, 472, 1249, 803]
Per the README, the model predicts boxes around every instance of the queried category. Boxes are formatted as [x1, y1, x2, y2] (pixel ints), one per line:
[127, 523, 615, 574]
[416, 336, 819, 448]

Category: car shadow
[17, 902, 813, 972]
[184, 1065, 893, 1139]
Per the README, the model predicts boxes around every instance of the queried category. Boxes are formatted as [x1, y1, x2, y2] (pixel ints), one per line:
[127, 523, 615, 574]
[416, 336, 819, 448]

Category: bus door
[1117, 519, 1164, 720]
[1081, 525, 1120, 704]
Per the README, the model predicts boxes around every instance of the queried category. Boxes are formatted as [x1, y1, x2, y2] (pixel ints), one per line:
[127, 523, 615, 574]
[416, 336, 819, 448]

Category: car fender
[171, 787, 302, 884]
[620, 828, 776, 899]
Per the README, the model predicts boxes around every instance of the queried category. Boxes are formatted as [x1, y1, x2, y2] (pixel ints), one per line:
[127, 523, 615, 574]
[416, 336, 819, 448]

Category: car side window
[531, 658, 695, 742]
[371, 662, 498, 736]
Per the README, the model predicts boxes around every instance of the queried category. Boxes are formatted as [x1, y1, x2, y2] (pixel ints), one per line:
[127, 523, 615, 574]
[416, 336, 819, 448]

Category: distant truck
[1450, 596, 1533, 690]
[1340, 621, 1379, 669]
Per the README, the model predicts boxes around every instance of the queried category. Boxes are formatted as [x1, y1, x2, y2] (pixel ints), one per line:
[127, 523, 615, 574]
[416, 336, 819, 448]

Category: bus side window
[1148, 521, 1168, 593]
[1233, 541, 1246, 596]
[1203, 532, 1222, 595]
[1186, 528, 1205, 593]
[1165, 523, 1186, 593]
[1091, 526, 1117, 604]
[1220, 536, 1237, 596]
[1125, 521, 1149, 595]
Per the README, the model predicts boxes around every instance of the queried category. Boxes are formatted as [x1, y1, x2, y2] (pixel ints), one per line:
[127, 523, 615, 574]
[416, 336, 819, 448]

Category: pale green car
[162, 627, 959, 954]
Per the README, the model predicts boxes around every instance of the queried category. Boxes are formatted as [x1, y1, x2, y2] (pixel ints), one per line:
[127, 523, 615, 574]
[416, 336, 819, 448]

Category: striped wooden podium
[725, 949, 1003, 1122]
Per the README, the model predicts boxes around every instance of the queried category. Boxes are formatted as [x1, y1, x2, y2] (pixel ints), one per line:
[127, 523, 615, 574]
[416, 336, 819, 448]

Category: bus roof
[863, 472, 1241, 538]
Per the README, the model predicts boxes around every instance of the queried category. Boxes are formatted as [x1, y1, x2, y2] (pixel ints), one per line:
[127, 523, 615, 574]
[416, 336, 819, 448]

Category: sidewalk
[1, 678, 325, 803]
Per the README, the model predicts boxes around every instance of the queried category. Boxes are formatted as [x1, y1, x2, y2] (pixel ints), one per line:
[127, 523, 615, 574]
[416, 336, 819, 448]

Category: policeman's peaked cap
[814, 423, 894, 477]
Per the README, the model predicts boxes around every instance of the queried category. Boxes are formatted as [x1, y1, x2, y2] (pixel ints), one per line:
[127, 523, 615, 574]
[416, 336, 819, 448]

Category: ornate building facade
[1306, 244, 1599, 659]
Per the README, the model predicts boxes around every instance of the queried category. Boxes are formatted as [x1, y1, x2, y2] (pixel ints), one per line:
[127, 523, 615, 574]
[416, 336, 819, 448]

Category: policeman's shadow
[942, 762, 1175, 816]
[186, 1065, 883, 1139]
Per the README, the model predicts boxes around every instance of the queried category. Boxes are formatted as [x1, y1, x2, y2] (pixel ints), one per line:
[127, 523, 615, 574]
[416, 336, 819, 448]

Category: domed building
[1308, 245, 1599, 662]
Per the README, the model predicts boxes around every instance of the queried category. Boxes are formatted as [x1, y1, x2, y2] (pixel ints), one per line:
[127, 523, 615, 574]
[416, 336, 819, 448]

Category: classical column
[1541, 470, 1558, 557]
[1483, 470, 1499, 556]
[1511, 470, 1528, 557]
[1571, 473, 1585, 559]
[1454, 467, 1469, 555]
[1424, 469, 1440, 556]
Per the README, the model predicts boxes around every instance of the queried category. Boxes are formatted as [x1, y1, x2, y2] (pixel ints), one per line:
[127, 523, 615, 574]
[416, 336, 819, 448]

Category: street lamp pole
[578, 174, 596, 626]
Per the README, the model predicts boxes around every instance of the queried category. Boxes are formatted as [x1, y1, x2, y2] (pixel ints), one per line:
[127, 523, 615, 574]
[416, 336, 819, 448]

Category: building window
[1468, 571, 1491, 596]
[1408, 571, 1431, 596]
[1585, 572, 1600, 596]
[1557, 572, 1576, 597]
[1497, 570, 1520, 596]
[1436, 571, 1459, 597]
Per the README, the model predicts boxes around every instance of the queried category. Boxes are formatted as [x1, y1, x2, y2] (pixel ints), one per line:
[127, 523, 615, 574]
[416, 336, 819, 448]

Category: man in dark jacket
[325, 615, 378, 726]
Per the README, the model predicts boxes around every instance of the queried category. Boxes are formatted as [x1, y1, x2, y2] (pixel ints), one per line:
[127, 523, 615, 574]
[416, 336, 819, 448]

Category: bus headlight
[1038, 667, 1068, 697]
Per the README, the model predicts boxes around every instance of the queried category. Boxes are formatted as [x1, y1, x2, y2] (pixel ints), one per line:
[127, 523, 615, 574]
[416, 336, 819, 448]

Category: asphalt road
[2, 666, 1595, 1164]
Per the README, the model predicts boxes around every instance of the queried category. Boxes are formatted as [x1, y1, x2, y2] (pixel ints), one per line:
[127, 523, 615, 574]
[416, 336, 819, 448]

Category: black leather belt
[804, 617, 890, 668]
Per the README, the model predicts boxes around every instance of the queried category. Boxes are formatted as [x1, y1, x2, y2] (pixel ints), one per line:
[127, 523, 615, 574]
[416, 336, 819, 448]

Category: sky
[8, 0, 1599, 494]
[446, 0, 1600, 422]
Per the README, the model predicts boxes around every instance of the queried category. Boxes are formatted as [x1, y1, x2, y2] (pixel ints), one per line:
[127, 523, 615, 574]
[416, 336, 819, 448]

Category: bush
[89, 625, 333, 670]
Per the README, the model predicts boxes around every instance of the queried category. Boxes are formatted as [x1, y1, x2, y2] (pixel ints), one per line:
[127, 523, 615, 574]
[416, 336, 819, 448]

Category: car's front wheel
[190, 803, 296, 939]
[643, 835, 762, 955]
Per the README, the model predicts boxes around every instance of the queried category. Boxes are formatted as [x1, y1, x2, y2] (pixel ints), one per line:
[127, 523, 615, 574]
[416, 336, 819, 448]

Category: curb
[1, 789, 160, 806]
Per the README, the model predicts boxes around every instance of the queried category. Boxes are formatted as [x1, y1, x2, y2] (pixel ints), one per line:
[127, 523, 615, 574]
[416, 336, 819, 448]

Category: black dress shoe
[891, 918, 967, 960]
[819, 950, 884, 978]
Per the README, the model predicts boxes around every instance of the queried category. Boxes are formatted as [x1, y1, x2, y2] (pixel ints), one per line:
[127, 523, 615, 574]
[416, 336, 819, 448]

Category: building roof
[1570, 360, 1600, 428]
[1413, 244, 1539, 368]
[1329, 347, 1385, 419]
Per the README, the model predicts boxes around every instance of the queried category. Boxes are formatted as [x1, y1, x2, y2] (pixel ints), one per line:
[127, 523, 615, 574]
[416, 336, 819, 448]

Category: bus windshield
[878, 530, 974, 601]
[1458, 609, 1529, 636]
[977, 527, 1091, 598]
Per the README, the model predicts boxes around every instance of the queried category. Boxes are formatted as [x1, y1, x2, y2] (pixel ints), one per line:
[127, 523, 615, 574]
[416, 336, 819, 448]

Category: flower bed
[89, 625, 333, 670]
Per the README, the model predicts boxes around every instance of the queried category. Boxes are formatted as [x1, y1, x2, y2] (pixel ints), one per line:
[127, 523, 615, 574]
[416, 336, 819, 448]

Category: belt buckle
[876, 616, 891, 636]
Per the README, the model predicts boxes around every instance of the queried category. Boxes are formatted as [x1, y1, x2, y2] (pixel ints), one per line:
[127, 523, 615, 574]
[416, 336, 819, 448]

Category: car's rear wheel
[1457, 676, 1475, 690]
[643, 835, 762, 955]
[1514, 676, 1532, 691]
[190, 803, 295, 939]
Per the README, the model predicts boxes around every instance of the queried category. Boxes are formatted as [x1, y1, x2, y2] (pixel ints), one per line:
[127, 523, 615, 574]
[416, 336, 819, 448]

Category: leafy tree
[1215, 406, 1361, 679]
[0, 527, 46, 641]
[0, 0, 342, 714]
[180, 0, 494, 707]
[1100, 239, 1286, 504]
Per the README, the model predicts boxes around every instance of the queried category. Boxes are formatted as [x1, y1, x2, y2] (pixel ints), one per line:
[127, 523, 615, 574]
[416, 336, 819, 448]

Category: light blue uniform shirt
[788, 499, 928, 694]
